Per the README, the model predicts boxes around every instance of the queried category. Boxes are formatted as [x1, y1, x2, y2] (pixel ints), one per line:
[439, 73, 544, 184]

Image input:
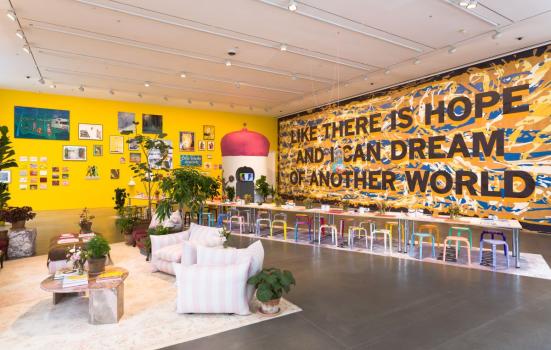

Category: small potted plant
[449, 203, 461, 220]
[376, 200, 388, 214]
[273, 195, 283, 207]
[247, 267, 296, 315]
[115, 215, 136, 245]
[225, 186, 235, 202]
[303, 198, 314, 209]
[79, 208, 95, 233]
[112, 188, 128, 215]
[341, 200, 351, 211]
[255, 175, 271, 204]
[86, 235, 111, 275]
[243, 194, 252, 205]
[0, 206, 36, 230]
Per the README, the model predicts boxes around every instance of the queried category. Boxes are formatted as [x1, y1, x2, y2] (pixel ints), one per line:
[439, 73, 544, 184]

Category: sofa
[133, 211, 183, 249]
[173, 240, 264, 315]
[150, 223, 224, 275]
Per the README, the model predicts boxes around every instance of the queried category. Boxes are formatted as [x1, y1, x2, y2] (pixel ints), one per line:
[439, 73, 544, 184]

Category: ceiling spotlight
[492, 30, 502, 39]
[291, 75, 298, 81]
[79, 85, 84, 92]
[280, 43, 287, 51]
[414, 58, 421, 65]
[15, 30, 24, 39]
[384, 69, 390, 75]
[109, 89, 115, 95]
[235, 81, 241, 88]
[249, 106, 253, 111]
[288, 0, 297, 12]
[448, 46, 457, 54]
[466, 0, 477, 9]
[179, 71, 187, 78]
[38, 78, 45, 85]
[6, 10, 16, 21]
[230, 104, 234, 108]
[144, 81, 151, 87]
[225, 60, 232, 67]
[22, 45, 30, 54]
[363, 75, 369, 80]
[49, 84, 56, 89]
[187, 99, 192, 104]
[138, 93, 143, 98]
[209, 101, 214, 107]
[163, 96, 168, 101]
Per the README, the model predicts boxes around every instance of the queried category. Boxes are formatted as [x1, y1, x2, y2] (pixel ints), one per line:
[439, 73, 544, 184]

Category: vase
[88, 257, 106, 275]
[259, 298, 281, 314]
[80, 222, 93, 233]
[11, 220, 26, 230]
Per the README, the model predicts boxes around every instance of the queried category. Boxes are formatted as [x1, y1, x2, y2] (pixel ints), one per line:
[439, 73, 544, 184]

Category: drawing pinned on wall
[0, 170, 11, 183]
[207, 141, 215, 151]
[118, 112, 136, 133]
[85, 165, 99, 179]
[19, 184, 27, 190]
[39, 156, 47, 162]
[78, 123, 103, 140]
[39, 170, 47, 176]
[39, 184, 47, 190]
[179, 131, 195, 151]
[30, 184, 37, 190]
[198, 140, 206, 151]
[142, 114, 163, 134]
[52, 180, 60, 186]
[63, 146, 87, 161]
[30, 170, 38, 176]
[19, 156, 28, 162]
[109, 135, 124, 154]
[19, 177, 27, 183]
[110, 169, 120, 179]
[19, 170, 27, 176]
[93, 145, 103, 156]
[128, 138, 139, 151]
[29, 156, 38, 162]
[14, 106, 70, 140]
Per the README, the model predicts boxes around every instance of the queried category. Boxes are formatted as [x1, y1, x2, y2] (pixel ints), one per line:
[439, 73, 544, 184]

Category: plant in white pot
[247, 267, 296, 314]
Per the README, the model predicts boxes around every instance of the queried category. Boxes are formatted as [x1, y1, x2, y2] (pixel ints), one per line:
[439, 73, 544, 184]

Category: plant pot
[11, 220, 26, 230]
[259, 298, 281, 314]
[88, 257, 106, 275]
[80, 222, 93, 233]
[124, 233, 134, 245]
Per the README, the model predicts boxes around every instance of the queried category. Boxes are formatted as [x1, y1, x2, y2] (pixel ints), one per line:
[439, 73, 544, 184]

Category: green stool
[448, 226, 472, 253]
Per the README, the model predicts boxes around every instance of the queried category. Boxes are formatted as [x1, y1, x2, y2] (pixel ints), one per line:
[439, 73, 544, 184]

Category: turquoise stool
[199, 212, 215, 227]
[409, 232, 436, 259]
[448, 226, 472, 253]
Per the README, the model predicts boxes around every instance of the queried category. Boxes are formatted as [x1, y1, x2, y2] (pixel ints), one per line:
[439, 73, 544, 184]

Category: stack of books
[53, 268, 78, 280]
[96, 270, 124, 282]
[62, 273, 89, 288]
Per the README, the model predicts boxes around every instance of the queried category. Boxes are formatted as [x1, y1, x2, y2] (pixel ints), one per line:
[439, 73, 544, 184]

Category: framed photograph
[93, 145, 103, 156]
[30, 184, 38, 190]
[30, 170, 38, 176]
[63, 146, 87, 161]
[52, 167, 59, 172]
[78, 123, 103, 140]
[129, 153, 141, 163]
[128, 138, 139, 151]
[142, 114, 163, 134]
[207, 141, 215, 151]
[110, 169, 120, 179]
[110, 135, 124, 154]
[14, 106, 70, 140]
[203, 125, 215, 140]
[0, 170, 11, 183]
[118, 112, 135, 133]
[52, 180, 60, 186]
[179, 131, 195, 152]
[198, 140, 206, 151]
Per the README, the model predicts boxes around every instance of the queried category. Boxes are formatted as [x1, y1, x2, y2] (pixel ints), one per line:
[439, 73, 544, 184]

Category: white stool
[318, 224, 338, 246]
[370, 228, 392, 253]
[348, 226, 368, 249]
[228, 216, 245, 234]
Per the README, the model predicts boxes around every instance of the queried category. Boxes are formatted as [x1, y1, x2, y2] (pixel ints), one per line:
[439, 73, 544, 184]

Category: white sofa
[150, 223, 224, 275]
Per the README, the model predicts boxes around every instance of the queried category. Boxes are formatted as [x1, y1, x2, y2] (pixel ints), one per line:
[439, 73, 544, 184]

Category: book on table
[96, 270, 123, 282]
[62, 273, 89, 288]
[53, 268, 79, 280]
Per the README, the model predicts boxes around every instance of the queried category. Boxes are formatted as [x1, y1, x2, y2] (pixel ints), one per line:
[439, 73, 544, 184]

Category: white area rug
[0, 243, 301, 350]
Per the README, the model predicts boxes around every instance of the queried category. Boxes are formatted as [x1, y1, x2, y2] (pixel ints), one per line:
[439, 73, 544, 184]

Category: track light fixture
[49, 84, 56, 89]
[109, 89, 115, 95]
[163, 96, 168, 101]
[492, 30, 502, 39]
[187, 99, 192, 104]
[144, 81, 151, 87]
[79, 85, 84, 92]
[22, 45, 30, 54]
[179, 72, 186, 78]
[209, 101, 214, 107]
[384, 69, 390, 75]
[414, 58, 421, 65]
[235, 81, 241, 88]
[288, 0, 297, 12]
[291, 75, 298, 81]
[38, 78, 45, 85]
[138, 93, 143, 98]
[16, 30, 24, 39]
[225, 60, 232, 67]
[459, 0, 477, 9]
[448, 46, 457, 54]
[6, 10, 16, 21]
[280, 43, 287, 51]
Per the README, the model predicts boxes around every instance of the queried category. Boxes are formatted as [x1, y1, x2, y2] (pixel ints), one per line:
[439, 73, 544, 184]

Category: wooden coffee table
[40, 266, 129, 324]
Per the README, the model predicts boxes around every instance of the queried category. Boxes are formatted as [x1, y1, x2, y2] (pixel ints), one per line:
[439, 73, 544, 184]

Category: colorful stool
[216, 212, 229, 228]
[239, 209, 252, 233]
[480, 238, 509, 269]
[228, 215, 245, 234]
[409, 232, 435, 259]
[255, 212, 271, 236]
[370, 228, 392, 253]
[443, 236, 471, 264]
[339, 218, 356, 238]
[480, 230, 506, 242]
[418, 224, 440, 245]
[448, 226, 472, 253]
[294, 214, 312, 241]
[271, 217, 287, 240]
[348, 226, 368, 249]
[318, 224, 338, 246]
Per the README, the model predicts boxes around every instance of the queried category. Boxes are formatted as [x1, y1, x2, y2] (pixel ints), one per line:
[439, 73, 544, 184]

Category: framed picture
[110, 135, 124, 154]
[142, 114, 163, 134]
[179, 131, 195, 151]
[110, 169, 120, 179]
[14, 106, 70, 140]
[207, 141, 215, 151]
[203, 125, 215, 140]
[129, 153, 141, 163]
[118, 112, 135, 133]
[78, 123, 103, 140]
[0, 170, 11, 183]
[198, 140, 206, 151]
[148, 140, 173, 169]
[180, 155, 202, 167]
[63, 146, 87, 161]
[128, 138, 139, 151]
[93, 145, 103, 156]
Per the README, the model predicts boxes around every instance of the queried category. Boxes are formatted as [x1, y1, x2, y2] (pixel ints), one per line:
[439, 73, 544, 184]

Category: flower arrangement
[448, 203, 461, 219]
[66, 246, 87, 274]
[79, 207, 95, 232]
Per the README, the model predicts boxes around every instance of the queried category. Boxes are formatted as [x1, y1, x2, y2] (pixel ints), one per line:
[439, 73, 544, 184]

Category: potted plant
[341, 200, 351, 211]
[66, 246, 87, 275]
[0, 126, 18, 212]
[303, 198, 314, 209]
[86, 235, 111, 275]
[449, 203, 461, 220]
[79, 207, 95, 233]
[225, 186, 235, 202]
[141, 225, 169, 258]
[0, 206, 36, 230]
[247, 268, 296, 315]
[220, 227, 231, 248]
[273, 195, 283, 207]
[243, 194, 252, 205]
[255, 175, 271, 204]
[112, 188, 128, 215]
[115, 215, 136, 245]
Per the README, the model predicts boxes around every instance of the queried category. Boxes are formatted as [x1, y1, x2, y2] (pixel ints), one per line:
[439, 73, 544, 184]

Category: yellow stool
[348, 226, 369, 249]
[385, 221, 401, 246]
[271, 213, 288, 240]
[418, 224, 440, 246]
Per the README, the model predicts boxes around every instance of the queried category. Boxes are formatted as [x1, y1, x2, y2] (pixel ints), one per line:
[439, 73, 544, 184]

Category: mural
[278, 45, 551, 227]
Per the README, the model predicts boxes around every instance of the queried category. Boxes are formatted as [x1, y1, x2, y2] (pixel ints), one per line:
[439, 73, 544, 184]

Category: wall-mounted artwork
[14, 106, 70, 140]
[198, 140, 206, 151]
[180, 155, 202, 167]
[110, 169, 120, 179]
[203, 125, 215, 140]
[142, 114, 163, 134]
[63, 146, 87, 161]
[207, 141, 215, 151]
[128, 138, 139, 151]
[93, 145, 103, 156]
[78, 123, 103, 140]
[0, 170, 11, 183]
[148, 140, 173, 169]
[129, 153, 141, 163]
[118, 112, 135, 133]
[179, 131, 195, 151]
[86, 165, 99, 179]
[110, 135, 124, 154]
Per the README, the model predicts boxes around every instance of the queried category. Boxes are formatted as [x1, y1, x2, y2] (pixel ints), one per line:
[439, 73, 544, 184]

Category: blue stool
[217, 213, 229, 228]
[294, 214, 312, 242]
[480, 238, 509, 269]
[410, 232, 436, 259]
[199, 212, 215, 227]
[480, 230, 506, 242]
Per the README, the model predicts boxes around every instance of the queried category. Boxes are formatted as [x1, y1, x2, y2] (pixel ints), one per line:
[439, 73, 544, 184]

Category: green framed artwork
[14, 106, 69, 140]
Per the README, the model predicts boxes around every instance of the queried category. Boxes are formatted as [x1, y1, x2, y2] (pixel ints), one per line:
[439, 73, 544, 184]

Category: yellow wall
[0, 88, 277, 211]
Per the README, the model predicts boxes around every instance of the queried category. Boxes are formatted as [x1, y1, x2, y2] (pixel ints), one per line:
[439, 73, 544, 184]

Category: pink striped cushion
[153, 244, 182, 262]
[173, 258, 251, 315]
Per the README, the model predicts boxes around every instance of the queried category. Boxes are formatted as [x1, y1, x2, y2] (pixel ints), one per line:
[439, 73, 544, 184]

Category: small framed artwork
[78, 123, 103, 140]
[30, 184, 38, 190]
[110, 169, 120, 179]
[20, 170, 28, 176]
[52, 167, 59, 172]
[52, 173, 59, 179]
[30, 170, 38, 176]
[110, 135, 124, 154]
[179, 131, 195, 151]
[0, 170, 11, 183]
[207, 141, 215, 151]
[129, 153, 141, 163]
[63, 145, 87, 161]
[128, 138, 139, 151]
[52, 180, 60, 186]
[142, 114, 163, 134]
[93, 145, 103, 156]
[198, 140, 206, 151]
[203, 125, 215, 140]
[119, 157, 126, 164]
[118, 112, 136, 133]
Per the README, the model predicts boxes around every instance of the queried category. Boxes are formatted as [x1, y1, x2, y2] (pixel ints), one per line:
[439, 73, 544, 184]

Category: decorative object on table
[376, 200, 388, 214]
[94, 144, 104, 157]
[274, 195, 283, 207]
[142, 114, 163, 134]
[129, 152, 141, 163]
[110, 169, 120, 180]
[303, 198, 314, 209]
[78, 123, 103, 140]
[118, 112, 135, 133]
[203, 125, 215, 140]
[255, 175, 271, 204]
[225, 185, 236, 202]
[0, 126, 18, 209]
[243, 194, 252, 204]
[207, 141, 215, 151]
[66, 246, 87, 274]
[109, 135, 124, 154]
[341, 200, 351, 211]
[449, 203, 461, 219]
[179, 131, 195, 151]
[14, 106, 70, 140]
[85, 165, 99, 179]
[63, 146, 87, 161]
[79, 207, 95, 233]
[180, 154, 202, 167]
[0, 206, 36, 230]
[86, 235, 111, 275]
[198, 140, 206, 151]
[112, 188, 128, 214]
[247, 267, 295, 315]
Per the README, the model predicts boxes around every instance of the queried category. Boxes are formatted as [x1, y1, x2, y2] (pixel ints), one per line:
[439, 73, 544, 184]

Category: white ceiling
[0, 0, 549, 117]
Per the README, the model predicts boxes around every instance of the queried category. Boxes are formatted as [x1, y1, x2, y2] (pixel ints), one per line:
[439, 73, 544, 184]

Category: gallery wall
[278, 45, 551, 227]
[0, 88, 278, 211]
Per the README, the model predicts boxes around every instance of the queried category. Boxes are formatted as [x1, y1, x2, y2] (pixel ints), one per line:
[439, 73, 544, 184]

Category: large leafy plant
[247, 268, 296, 302]
[112, 188, 128, 214]
[0, 126, 18, 208]
[0, 206, 36, 223]
[255, 175, 271, 203]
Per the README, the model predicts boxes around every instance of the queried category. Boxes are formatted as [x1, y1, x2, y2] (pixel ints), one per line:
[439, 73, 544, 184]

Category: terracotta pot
[11, 220, 26, 230]
[80, 222, 93, 233]
[124, 233, 134, 245]
[88, 257, 106, 275]
[259, 298, 281, 314]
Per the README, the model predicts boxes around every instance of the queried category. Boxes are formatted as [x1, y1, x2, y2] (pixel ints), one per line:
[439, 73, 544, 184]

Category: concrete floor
[12, 208, 551, 349]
